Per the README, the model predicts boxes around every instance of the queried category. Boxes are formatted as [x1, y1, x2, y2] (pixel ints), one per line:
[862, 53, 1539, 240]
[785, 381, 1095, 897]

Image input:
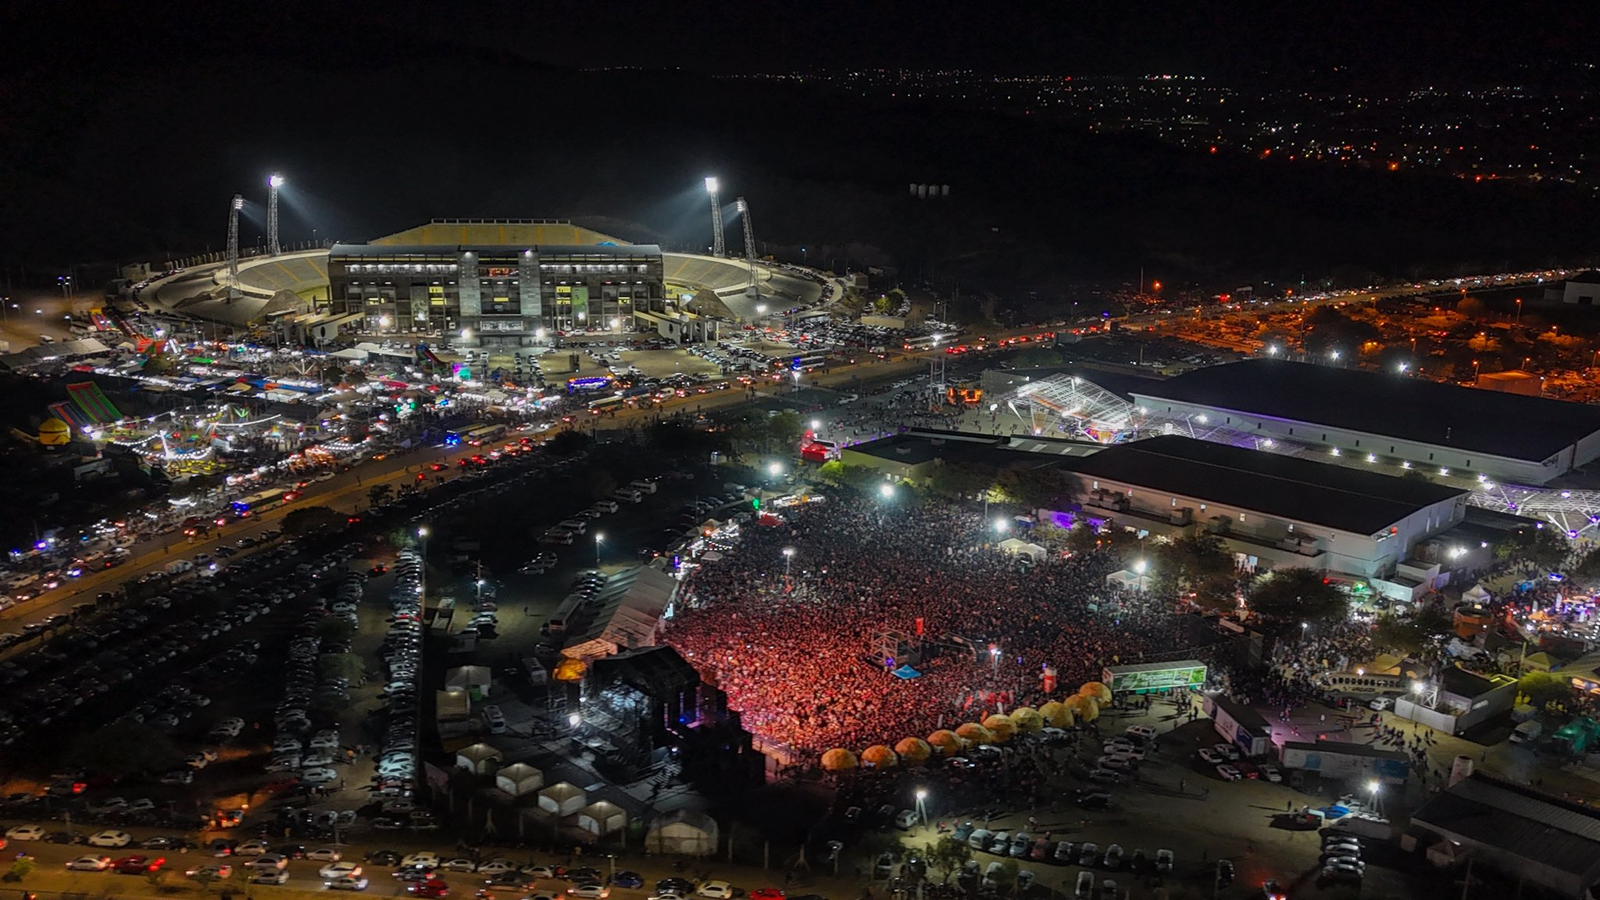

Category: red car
[114, 856, 165, 875]
[430, 463, 447, 471]
[751, 891, 785, 900]
[411, 880, 449, 898]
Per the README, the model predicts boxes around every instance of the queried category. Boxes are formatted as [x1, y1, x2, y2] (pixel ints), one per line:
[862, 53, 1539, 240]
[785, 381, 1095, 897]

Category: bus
[587, 395, 627, 414]
[902, 334, 943, 352]
[465, 424, 508, 446]
[790, 352, 830, 372]
[231, 488, 289, 517]
[444, 426, 474, 447]
[566, 376, 613, 394]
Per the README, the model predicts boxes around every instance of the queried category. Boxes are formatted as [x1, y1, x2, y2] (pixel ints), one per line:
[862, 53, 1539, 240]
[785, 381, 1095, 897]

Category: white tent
[998, 538, 1047, 563]
[537, 782, 587, 817]
[445, 665, 492, 697]
[1461, 584, 1492, 605]
[494, 763, 544, 797]
[455, 742, 502, 775]
[645, 809, 720, 857]
[575, 801, 628, 836]
[1105, 569, 1152, 591]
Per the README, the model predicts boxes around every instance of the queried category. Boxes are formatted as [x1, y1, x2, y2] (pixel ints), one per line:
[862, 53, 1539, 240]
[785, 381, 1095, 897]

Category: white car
[68, 856, 112, 871]
[307, 848, 342, 863]
[320, 862, 362, 879]
[235, 840, 271, 857]
[482, 705, 507, 734]
[159, 770, 193, 785]
[301, 767, 338, 785]
[1197, 748, 1220, 765]
[697, 882, 734, 899]
[1154, 849, 1174, 874]
[1212, 743, 1240, 761]
[1215, 764, 1243, 782]
[87, 830, 132, 848]
[251, 870, 291, 885]
[328, 876, 370, 891]
[1259, 763, 1283, 783]
[401, 853, 439, 870]
[1369, 697, 1393, 711]
[568, 886, 610, 900]
[477, 861, 518, 876]
[6, 825, 44, 841]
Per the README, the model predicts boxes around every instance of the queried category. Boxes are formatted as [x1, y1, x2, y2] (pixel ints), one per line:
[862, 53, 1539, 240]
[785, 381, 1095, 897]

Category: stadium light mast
[226, 194, 243, 287]
[267, 174, 284, 256]
[705, 177, 726, 257]
[736, 197, 758, 300]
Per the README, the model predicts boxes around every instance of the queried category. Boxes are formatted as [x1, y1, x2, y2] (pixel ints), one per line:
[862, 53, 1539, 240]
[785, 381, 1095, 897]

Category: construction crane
[736, 197, 758, 300]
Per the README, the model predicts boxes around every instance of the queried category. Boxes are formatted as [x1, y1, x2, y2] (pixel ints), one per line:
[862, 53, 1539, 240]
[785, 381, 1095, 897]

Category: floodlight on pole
[226, 194, 243, 285]
[879, 483, 895, 499]
[705, 177, 726, 257]
[266, 174, 283, 256]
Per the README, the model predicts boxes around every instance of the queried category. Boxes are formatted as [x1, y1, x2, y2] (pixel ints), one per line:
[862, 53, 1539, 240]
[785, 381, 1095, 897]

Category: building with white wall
[1064, 435, 1468, 582]
[1129, 359, 1600, 486]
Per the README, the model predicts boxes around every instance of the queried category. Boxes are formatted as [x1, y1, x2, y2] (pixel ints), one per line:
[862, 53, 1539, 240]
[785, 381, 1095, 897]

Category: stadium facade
[326, 219, 665, 347]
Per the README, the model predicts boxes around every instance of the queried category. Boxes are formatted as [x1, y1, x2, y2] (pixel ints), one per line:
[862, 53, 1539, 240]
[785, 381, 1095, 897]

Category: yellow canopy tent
[1078, 681, 1111, 705]
[955, 722, 994, 745]
[1009, 707, 1044, 732]
[1038, 700, 1075, 728]
[927, 730, 962, 757]
[820, 748, 858, 771]
[895, 737, 932, 765]
[982, 714, 1017, 743]
[861, 745, 899, 768]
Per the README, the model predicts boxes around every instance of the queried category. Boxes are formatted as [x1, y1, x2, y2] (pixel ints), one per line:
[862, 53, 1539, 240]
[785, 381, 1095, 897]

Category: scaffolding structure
[736, 197, 758, 299]
[1003, 374, 1141, 442]
[267, 174, 283, 256]
[705, 177, 725, 257]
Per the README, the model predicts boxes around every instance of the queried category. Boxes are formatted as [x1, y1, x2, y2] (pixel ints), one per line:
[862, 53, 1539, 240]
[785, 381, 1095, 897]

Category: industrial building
[1063, 435, 1468, 585]
[1410, 773, 1600, 899]
[1127, 359, 1600, 485]
[326, 219, 665, 348]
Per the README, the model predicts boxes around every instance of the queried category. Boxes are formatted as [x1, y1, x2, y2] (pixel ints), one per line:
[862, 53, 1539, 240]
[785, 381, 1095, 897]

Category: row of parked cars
[369, 548, 429, 828]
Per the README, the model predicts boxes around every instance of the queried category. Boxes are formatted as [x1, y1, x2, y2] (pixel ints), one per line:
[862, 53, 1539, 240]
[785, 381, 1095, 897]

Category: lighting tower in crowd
[267, 174, 284, 256]
[736, 197, 758, 300]
[227, 194, 243, 285]
[705, 177, 726, 257]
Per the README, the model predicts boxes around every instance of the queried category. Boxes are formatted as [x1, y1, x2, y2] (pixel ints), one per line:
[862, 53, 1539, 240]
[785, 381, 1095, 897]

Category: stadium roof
[330, 243, 660, 258]
[1063, 435, 1465, 534]
[1412, 774, 1600, 876]
[1129, 359, 1600, 462]
[370, 219, 625, 247]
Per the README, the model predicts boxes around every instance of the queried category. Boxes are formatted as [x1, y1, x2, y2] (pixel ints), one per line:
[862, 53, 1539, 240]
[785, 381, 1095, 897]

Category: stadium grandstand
[237, 254, 329, 296]
[662, 252, 823, 322]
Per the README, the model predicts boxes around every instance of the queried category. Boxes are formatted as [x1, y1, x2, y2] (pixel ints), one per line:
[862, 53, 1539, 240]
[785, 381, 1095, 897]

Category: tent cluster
[818, 681, 1113, 771]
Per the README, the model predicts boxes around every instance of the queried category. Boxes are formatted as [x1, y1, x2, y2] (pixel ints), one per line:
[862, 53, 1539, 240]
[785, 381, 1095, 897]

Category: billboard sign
[1102, 661, 1207, 693]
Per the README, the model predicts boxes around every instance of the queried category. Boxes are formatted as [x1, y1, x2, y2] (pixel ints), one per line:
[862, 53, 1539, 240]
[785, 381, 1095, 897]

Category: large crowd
[663, 499, 1212, 753]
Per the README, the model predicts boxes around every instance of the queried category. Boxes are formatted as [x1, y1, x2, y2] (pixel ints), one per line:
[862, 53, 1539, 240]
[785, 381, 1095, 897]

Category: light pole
[879, 482, 895, 500]
[783, 547, 794, 579]
[594, 532, 604, 568]
[990, 645, 1001, 677]
[1367, 779, 1383, 816]
[416, 526, 429, 601]
[1301, 621, 1309, 644]
[915, 789, 928, 826]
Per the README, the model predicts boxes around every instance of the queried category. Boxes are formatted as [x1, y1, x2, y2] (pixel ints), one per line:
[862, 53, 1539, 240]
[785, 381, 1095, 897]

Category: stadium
[139, 217, 829, 347]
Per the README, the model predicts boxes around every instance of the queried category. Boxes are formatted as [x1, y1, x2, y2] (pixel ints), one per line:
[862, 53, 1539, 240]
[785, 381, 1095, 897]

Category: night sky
[1, 2, 1596, 285]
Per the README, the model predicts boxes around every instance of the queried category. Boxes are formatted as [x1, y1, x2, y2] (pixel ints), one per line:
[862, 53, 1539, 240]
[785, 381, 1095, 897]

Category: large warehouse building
[1128, 359, 1600, 486]
[1062, 435, 1469, 586]
[326, 219, 665, 347]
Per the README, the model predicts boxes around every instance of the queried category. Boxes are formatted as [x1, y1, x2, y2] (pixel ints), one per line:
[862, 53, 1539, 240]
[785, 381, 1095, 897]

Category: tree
[1518, 671, 1570, 709]
[818, 461, 882, 493]
[1372, 614, 1429, 656]
[367, 484, 394, 507]
[926, 461, 993, 500]
[67, 722, 176, 779]
[991, 464, 1076, 510]
[315, 616, 357, 645]
[767, 410, 807, 452]
[281, 505, 345, 535]
[547, 430, 589, 457]
[5, 857, 34, 882]
[341, 368, 368, 385]
[1032, 522, 1069, 546]
[1246, 568, 1347, 622]
[1012, 347, 1063, 369]
[319, 652, 367, 684]
[1155, 533, 1236, 606]
[1573, 548, 1600, 588]
[588, 470, 619, 500]
[873, 295, 895, 314]
[925, 838, 972, 884]
[1496, 525, 1569, 572]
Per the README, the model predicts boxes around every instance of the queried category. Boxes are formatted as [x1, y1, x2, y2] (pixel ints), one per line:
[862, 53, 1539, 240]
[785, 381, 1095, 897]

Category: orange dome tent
[982, 714, 1017, 743]
[820, 748, 858, 771]
[954, 722, 993, 745]
[1078, 681, 1112, 706]
[926, 730, 962, 757]
[861, 745, 899, 768]
[895, 738, 932, 765]
[1066, 694, 1099, 724]
[1009, 707, 1044, 732]
[1038, 701, 1074, 728]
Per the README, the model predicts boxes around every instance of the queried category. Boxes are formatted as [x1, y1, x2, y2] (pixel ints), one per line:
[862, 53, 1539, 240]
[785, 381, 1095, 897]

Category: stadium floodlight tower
[736, 197, 759, 300]
[705, 176, 726, 257]
[267, 173, 284, 256]
[226, 193, 244, 288]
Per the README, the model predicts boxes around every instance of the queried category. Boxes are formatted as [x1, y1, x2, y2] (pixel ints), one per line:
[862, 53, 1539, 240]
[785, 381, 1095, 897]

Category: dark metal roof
[1064, 435, 1466, 534]
[591, 646, 699, 698]
[1412, 774, 1600, 876]
[1129, 359, 1600, 462]
[329, 243, 661, 258]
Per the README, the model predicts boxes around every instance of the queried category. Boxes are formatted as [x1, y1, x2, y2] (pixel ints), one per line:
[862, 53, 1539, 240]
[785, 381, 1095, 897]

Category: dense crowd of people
[663, 499, 1210, 753]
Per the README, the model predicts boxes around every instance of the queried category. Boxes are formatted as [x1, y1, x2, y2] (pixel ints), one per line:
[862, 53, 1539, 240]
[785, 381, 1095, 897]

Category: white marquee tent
[494, 763, 544, 797]
[455, 742, 502, 775]
[645, 809, 719, 857]
[575, 801, 628, 836]
[537, 782, 587, 817]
